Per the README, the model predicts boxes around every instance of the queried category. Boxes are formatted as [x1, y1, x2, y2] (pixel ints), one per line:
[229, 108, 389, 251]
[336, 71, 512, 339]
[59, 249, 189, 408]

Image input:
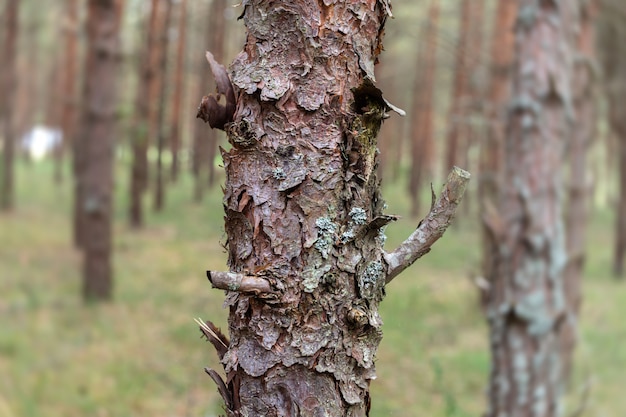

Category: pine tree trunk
[207, 0, 227, 188]
[485, 1, 573, 415]
[409, 0, 439, 218]
[444, 0, 471, 175]
[561, 0, 598, 383]
[479, 0, 517, 306]
[129, 0, 160, 228]
[79, 0, 123, 301]
[168, 0, 187, 183]
[1, 0, 19, 211]
[197, 2, 468, 415]
[154, 0, 173, 212]
[58, 0, 79, 187]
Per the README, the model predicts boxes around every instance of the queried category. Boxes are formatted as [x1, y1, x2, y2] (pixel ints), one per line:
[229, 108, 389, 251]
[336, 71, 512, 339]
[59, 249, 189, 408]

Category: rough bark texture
[168, 0, 187, 183]
[129, 0, 160, 228]
[79, 0, 122, 301]
[197, 1, 468, 416]
[408, 0, 439, 218]
[1, 0, 19, 211]
[485, 1, 573, 416]
[561, 0, 597, 383]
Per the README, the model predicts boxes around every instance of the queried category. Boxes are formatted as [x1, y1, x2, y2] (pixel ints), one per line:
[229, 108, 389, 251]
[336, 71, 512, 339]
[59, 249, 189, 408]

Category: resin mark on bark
[384, 167, 470, 283]
[196, 51, 236, 130]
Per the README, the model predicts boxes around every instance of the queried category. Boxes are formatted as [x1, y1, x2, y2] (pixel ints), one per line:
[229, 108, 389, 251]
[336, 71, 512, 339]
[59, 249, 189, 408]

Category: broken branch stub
[196, 51, 236, 130]
[384, 166, 470, 283]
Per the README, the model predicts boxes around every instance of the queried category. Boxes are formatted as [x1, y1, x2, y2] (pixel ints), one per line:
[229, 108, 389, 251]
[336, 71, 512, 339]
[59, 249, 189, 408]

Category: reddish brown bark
[154, 0, 173, 212]
[409, 0, 439, 218]
[196, 1, 468, 415]
[561, 0, 598, 382]
[1, 0, 19, 211]
[168, 0, 187, 182]
[485, 1, 573, 415]
[479, 0, 517, 304]
[79, 0, 123, 301]
[191, 0, 210, 203]
[444, 0, 471, 175]
[129, 0, 160, 227]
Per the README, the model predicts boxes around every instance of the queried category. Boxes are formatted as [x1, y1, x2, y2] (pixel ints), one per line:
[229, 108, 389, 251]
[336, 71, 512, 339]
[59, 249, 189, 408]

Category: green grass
[1, 159, 625, 416]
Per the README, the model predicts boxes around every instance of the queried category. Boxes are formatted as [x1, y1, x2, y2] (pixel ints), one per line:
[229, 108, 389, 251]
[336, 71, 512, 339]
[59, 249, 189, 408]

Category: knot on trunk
[196, 51, 236, 130]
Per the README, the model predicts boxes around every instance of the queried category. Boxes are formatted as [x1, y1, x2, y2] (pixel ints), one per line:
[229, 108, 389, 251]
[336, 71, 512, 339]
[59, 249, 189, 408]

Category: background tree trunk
[198, 1, 467, 416]
[206, 0, 227, 188]
[79, 0, 123, 301]
[561, 0, 598, 383]
[485, 0, 573, 415]
[129, 0, 159, 228]
[479, 0, 517, 307]
[168, 0, 186, 183]
[444, 0, 471, 175]
[409, 0, 439, 218]
[1, 0, 19, 211]
[153, 0, 173, 212]
[57, 0, 79, 186]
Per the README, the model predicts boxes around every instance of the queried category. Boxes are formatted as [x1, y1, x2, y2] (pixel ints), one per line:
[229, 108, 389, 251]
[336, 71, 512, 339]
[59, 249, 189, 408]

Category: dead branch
[384, 166, 470, 283]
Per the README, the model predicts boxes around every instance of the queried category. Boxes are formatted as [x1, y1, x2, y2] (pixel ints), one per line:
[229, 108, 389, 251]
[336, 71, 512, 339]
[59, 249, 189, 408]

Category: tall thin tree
[409, 0, 440, 218]
[153, 0, 173, 212]
[168, 0, 187, 183]
[129, 0, 160, 228]
[78, 0, 123, 301]
[1, 0, 19, 211]
[196, 1, 468, 415]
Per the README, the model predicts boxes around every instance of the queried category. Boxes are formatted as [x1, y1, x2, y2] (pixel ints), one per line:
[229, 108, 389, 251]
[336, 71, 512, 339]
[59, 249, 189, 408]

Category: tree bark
[485, 1, 574, 416]
[168, 0, 187, 183]
[408, 0, 439, 218]
[561, 0, 598, 383]
[479, 0, 517, 309]
[196, 2, 468, 416]
[1, 0, 19, 211]
[129, 0, 160, 228]
[154, 0, 173, 212]
[57, 0, 79, 186]
[206, 0, 227, 188]
[444, 0, 471, 176]
[79, 0, 123, 301]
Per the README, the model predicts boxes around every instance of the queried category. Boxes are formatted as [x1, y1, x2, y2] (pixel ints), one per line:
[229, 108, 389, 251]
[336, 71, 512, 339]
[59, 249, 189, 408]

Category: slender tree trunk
[561, 0, 598, 383]
[57, 0, 79, 186]
[409, 0, 439, 218]
[168, 0, 187, 183]
[196, 2, 468, 415]
[206, 0, 227, 188]
[485, 1, 574, 416]
[154, 0, 173, 212]
[444, 0, 471, 175]
[479, 0, 517, 304]
[79, 0, 123, 301]
[1, 0, 19, 211]
[191, 0, 212, 203]
[129, 0, 160, 228]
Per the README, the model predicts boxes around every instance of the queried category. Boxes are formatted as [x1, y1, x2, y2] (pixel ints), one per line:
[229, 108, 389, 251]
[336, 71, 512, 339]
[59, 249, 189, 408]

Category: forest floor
[1, 159, 625, 417]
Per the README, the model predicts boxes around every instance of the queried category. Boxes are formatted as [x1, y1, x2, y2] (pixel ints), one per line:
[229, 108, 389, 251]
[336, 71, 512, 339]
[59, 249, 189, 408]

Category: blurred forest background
[1, 0, 626, 416]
